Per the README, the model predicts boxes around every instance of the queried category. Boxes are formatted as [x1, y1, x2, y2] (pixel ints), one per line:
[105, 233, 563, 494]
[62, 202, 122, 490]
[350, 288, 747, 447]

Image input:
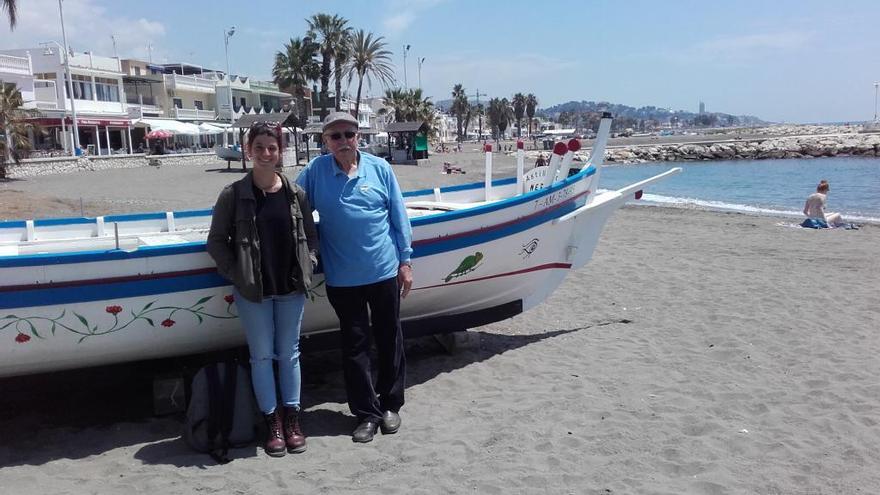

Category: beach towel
[801, 218, 828, 229]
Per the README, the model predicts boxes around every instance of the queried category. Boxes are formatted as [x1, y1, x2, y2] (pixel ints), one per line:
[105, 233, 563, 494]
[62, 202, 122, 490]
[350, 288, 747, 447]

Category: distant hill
[434, 97, 766, 129]
[538, 100, 766, 129]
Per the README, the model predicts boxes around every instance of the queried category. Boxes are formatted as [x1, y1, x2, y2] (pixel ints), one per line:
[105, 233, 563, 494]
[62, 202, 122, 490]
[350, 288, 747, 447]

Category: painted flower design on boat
[1, 294, 238, 344]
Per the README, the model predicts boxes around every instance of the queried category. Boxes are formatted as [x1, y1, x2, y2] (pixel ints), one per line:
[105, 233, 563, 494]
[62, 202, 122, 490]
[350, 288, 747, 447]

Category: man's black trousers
[326, 276, 406, 421]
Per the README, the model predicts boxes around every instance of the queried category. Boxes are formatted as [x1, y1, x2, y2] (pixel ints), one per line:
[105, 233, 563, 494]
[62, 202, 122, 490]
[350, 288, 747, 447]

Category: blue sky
[3, 0, 879, 123]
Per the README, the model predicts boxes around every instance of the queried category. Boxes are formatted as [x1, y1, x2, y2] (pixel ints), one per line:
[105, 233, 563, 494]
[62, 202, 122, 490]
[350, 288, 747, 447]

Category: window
[173, 98, 183, 108]
[65, 74, 93, 100]
[134, 66, 142, 76]
[239, 97, 246, 107]
[95, 77, 120, 102]
[194, 100, 203, 110]
[34, 72, 56, 80]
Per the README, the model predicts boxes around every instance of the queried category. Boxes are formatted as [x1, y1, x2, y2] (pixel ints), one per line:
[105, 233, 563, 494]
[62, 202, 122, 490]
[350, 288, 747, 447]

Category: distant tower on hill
[699, 101, 706, 114]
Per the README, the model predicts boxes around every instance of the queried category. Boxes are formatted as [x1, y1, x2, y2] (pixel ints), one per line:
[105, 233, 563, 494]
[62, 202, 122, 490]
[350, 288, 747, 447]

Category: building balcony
[128, 104, 165, 119]
[0, 53, 32, 76]
[126, 94, 157, 106]
[163, 73, 216, 94]
[174, 107, 216, 120]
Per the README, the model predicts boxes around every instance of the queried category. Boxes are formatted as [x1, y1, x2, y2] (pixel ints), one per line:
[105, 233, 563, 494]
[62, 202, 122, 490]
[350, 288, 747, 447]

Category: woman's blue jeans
[233, 288, 305, 414]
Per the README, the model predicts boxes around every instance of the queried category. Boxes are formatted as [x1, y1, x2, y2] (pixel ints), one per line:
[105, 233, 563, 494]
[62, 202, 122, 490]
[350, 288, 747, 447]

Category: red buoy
[552, 141, 567, 156]
[516, 140, 524, 150]
[634, 190, 643, 200]
[567, 139, 581, 152]
[484, 143, 492, 152]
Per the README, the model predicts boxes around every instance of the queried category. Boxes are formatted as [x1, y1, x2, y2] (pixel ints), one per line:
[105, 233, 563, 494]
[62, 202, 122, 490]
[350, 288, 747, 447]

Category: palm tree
[0, 84, 36, 180]
[512, 93, 526, 138]
[307, 13, 350, 118]
[525, 93, 538, 137]
[383, 88, 433, 125]
[272, 37, 320, 124]
[332, 34, 351, 112]
[451, 84, 469, 143]
[2, 0, 16, 28]
[487, 97, 513, 139]
[345, 30, 394, 120]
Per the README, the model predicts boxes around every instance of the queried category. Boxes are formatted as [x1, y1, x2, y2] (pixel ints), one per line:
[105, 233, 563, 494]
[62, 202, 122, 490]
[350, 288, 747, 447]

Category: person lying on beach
[802, 180, 844, 228]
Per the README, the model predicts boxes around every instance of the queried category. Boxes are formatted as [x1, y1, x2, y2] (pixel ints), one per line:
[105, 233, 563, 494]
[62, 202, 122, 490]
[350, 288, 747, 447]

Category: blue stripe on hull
[1, 272, 230, 310]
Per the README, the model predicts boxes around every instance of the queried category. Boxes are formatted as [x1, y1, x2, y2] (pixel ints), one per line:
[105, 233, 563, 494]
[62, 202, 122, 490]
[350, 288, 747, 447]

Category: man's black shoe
[380, 410, 401, 434]
[352, 419, 379, 443]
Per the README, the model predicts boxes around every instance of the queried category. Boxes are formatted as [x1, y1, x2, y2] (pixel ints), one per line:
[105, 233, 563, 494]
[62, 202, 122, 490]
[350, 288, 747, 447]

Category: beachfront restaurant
[28, 112, 134, 156]
[131, 118, 226, 154]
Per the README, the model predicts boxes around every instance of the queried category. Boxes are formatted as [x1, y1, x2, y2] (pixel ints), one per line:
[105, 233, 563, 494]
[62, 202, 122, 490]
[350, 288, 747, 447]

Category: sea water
[598, 156, 880, 224]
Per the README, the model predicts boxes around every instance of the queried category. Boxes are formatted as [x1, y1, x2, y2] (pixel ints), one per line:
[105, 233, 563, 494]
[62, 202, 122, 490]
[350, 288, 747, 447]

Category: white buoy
[515, 140, 525, 194]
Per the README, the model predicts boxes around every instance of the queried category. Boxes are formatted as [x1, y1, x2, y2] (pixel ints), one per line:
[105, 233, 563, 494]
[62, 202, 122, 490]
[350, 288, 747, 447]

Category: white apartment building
[1, 46, 133, 155]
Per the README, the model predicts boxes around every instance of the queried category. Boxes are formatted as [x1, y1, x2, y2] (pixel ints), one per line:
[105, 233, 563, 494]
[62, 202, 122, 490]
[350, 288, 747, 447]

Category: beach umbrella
[146, 129, 173, 140]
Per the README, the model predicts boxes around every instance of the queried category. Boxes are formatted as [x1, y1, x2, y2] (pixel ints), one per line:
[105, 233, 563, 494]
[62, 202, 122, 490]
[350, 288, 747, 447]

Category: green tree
[0, 84, 36, 180]
[272, 37, 320, 125]
[2, 0, 16, 28]
[383, 87, 434, 125]
[306, 13, 350, 117]
[487, 97, 514, 139]
[525, 93, 538, 137]
[512, 93, 526, 138]
[345, 30, 394, 120]
[451, 84, 469, 143]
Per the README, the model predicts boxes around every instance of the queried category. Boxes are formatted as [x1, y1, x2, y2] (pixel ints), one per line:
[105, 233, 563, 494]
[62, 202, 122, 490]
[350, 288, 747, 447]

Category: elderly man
[296, 112, 413, 443]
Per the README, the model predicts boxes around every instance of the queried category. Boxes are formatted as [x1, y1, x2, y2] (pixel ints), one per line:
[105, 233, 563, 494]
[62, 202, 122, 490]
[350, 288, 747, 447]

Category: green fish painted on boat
[445, 252, 484, 282]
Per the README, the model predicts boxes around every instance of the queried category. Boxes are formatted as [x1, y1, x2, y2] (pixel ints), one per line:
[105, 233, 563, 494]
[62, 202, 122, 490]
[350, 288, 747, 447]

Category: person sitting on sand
[535, 154, 547, 168]
[803, 180, 844, 228]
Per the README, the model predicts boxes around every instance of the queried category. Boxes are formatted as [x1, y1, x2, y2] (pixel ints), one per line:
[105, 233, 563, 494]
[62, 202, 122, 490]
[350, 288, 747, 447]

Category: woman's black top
[253, 185, 295, 296]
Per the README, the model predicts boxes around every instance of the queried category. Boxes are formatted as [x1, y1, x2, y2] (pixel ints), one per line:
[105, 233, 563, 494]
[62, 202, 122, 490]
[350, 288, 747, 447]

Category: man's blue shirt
[296, 152, 413, 287]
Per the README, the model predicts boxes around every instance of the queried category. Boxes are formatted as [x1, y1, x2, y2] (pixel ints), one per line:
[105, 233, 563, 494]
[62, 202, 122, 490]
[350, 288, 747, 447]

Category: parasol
[146, 129, 173, 140]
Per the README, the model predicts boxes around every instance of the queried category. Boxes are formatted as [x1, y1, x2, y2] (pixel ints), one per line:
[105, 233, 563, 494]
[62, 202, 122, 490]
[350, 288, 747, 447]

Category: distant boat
[0, 114, 680, 377]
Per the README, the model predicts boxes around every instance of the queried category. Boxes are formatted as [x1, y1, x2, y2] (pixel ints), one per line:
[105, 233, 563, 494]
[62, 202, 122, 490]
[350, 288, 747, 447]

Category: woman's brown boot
[263, 410, 286, 457]
[283, 406, 307, 453]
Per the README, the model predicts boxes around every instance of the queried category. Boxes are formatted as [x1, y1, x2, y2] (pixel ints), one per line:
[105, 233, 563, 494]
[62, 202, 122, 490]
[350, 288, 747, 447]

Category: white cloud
[381, 0, 446, 35]
[687, 31, 812, 65]
[0, 0, 166, 61]
[420, 52, 579, 101]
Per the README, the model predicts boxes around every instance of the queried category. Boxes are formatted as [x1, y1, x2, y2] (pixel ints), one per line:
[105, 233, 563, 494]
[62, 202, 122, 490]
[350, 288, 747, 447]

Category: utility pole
[469, 89, 485, 141]
[417, 57, 425, 90]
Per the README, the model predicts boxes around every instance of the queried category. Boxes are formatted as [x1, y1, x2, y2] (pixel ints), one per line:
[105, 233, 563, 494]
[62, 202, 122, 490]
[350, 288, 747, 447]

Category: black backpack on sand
[183, 361, 258, 464]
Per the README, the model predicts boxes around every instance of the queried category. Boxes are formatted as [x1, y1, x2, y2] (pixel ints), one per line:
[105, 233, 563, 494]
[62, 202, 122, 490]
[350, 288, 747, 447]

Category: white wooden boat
[0, 114, 680, 377]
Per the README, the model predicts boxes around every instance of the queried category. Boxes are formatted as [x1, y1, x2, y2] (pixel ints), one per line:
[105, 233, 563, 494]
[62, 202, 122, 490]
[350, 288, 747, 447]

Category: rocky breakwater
[602, 133, 880, 164]
[9, 153, 225, 179]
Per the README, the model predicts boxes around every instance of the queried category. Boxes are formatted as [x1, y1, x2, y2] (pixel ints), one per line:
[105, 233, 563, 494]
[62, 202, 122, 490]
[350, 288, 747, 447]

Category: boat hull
[1, 165, 675, 377]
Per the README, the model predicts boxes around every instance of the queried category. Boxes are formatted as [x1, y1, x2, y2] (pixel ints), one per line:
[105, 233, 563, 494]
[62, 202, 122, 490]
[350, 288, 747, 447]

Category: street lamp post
[224, 26, 236, 123]
[874, 82, 879, 122]
[417, 57, 425, 90]
[56, 0, 80, 156]
[402, 44, 410, 88]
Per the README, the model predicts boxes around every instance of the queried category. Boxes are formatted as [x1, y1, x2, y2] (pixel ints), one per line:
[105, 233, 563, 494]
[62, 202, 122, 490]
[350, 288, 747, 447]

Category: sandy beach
[1, 154, 879, 494]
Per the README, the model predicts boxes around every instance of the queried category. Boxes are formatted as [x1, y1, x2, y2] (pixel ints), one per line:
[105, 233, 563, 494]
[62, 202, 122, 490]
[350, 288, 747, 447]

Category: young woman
[207, 123, 318, 457]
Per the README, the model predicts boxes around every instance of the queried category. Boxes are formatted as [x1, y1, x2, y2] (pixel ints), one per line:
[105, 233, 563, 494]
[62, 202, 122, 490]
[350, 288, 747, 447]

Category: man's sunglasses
[327, 131, 357, 141]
